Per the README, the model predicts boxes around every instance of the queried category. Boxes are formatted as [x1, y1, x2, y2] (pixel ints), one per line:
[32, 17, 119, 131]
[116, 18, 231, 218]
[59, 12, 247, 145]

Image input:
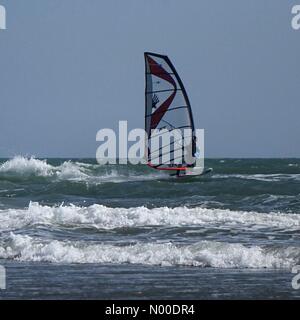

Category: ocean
[0, 156, 299, 299]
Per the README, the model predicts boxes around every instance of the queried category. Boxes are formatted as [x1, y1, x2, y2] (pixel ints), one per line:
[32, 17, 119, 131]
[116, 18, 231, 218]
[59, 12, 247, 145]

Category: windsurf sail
[144, 52, 197, 172]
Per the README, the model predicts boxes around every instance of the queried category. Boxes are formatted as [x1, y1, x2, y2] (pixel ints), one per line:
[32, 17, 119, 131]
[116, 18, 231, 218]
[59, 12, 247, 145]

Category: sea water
[0, 156, 299, 299]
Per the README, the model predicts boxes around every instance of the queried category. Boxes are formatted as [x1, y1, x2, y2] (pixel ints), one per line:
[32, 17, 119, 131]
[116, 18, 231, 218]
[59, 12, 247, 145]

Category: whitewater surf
[0, 156, 299, 299]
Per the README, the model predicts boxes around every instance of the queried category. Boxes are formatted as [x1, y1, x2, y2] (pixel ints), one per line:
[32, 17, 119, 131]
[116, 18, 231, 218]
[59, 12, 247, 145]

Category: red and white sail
[144, 52, 196, 171]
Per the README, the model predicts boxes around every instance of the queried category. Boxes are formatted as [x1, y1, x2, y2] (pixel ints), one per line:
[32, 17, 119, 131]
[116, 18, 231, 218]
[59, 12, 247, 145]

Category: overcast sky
[0, 0, 299, 158]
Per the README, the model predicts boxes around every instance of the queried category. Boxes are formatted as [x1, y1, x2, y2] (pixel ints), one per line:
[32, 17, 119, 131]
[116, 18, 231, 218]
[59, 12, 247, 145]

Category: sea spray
[0, 202, 299, 232]
[0, 233, 299, 268]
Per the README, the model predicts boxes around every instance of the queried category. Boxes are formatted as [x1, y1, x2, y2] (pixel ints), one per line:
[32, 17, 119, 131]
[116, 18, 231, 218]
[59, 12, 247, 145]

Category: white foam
[0, 156, 53, 176]
[0, 202, 299, 232]
[213, 173, 300, 182]
[0, 156, 90, 180]
[56, 161, 89, 181]
[0, 233, 298, 268]
[0, 156, 163, 183]
[288, 163, 299, 167]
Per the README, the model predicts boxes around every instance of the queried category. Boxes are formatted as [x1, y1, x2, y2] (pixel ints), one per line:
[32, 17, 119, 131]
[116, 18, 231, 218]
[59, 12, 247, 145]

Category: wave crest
[0, 156, 162, 183]
[0, 156, 53, 176]
[0, 202, 299, 232]
[0, 233, 299, 268]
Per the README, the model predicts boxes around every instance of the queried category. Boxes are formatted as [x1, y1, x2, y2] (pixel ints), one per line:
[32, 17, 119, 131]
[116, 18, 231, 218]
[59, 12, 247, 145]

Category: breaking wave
[1, 156, 299, 185]
[0, 156, 53, 177]
[0, 233, 299, 268]
[0, 156, 162, 183]
[0, 202, 299, 232]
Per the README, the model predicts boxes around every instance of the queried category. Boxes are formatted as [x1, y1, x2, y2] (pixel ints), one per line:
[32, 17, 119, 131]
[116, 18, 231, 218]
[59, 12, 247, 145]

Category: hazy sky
[0, 0, 299, 158]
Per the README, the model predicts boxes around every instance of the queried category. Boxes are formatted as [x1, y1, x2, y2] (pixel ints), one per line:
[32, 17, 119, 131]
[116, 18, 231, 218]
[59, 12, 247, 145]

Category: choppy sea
[0, 156, 299, 299]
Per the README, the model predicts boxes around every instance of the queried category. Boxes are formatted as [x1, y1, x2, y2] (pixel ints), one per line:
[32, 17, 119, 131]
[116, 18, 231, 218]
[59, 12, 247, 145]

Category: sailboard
[144, 52, 212, 177]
